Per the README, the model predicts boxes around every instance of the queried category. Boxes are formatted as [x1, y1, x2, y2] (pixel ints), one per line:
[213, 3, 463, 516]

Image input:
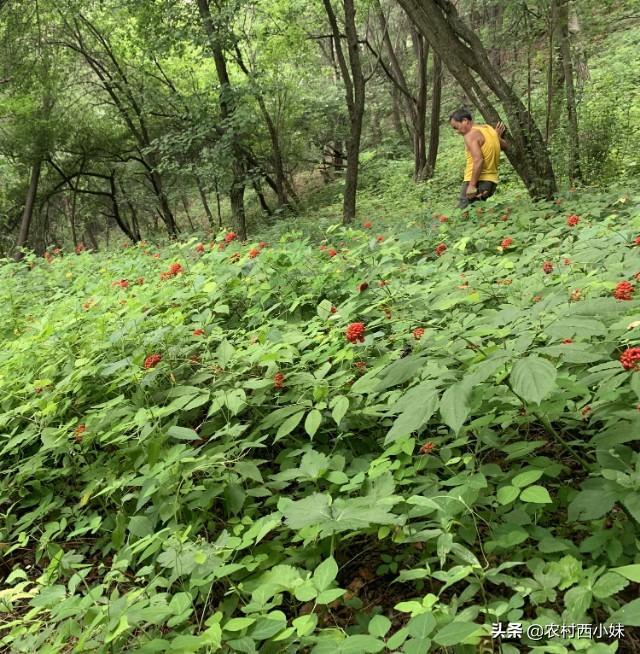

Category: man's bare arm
[465, 132, 484, 192]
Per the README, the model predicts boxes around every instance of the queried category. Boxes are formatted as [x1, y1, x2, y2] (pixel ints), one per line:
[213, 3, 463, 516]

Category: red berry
[614, 281, 634, 301]
[143, 354, 162, 369]
[620, 347, 640, 371]
[345, 322, 365, 343]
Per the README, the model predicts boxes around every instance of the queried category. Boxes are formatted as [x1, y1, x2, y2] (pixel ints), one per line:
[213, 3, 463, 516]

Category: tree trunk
[323, 0, 366, 224]
[234, 46, 290, 209]
[391, 87, 406, 140]
[411, 29, 429, 181]
[109, 172, 138, 242]
[67, 190, 78, 248]
[14, 159, 42, 261]
[197, 0, 247, 240]
[147, 165, 178, 237]
[214, 177, 222, 228]
[253, 181, 273, 215]
[423, 53, 442, 180]
[85, 221, 99, 251]
[397, 0, 557, 199]
[181, 196, 195, 231]
[554, 0, 582, 183]
[196, 177, 215, 230]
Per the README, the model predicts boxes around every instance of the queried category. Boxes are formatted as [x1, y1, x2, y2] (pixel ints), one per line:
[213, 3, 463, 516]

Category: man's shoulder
[464, 127, 485, 143]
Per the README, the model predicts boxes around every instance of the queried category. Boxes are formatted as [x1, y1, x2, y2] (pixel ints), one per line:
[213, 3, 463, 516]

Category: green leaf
[293, 613, 317, 637]
[338, 635, 385, 653]
[278, 493, 331, 530]
[564, 586, 592, 621]
[331, 396, 349, 425]
[433, 622, 484, 646]
[275, 410, 305, 441]
[622, 493, 640, 524]
[166, 426, 199, 441]
[368, 615, 391, 638]
[592, 572, 629, 599]
[375, 356, 425, 391]
[384, 388, 438, 445]
[520, 485, 552, 504]
[510, 356, 557, 405]
[497, 486, 520, 505]
[317, 299, 333, 319]
[407, 613, 436, 639]
[611, 565, 640, 583]
[216, 339, 235, 366]
[299, 450, 329, 479]
[439, 382, 471, 434]
[316, 588, 345, 604]
[128, 516, 153, 537]
[313, 556, 338, 591]
[224, 617, 256, 632]
[607, 598, 640, 626]
[512, 469, 544, 488]
[304, 409, 322, 438]
[568, 489, 617, 521]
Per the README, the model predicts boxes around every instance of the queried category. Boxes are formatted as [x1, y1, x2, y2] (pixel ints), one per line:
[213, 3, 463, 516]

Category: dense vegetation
[2, 0, 640, 652]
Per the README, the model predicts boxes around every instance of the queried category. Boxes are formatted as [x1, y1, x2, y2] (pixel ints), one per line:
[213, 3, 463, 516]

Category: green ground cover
[1, 183, 640, 653]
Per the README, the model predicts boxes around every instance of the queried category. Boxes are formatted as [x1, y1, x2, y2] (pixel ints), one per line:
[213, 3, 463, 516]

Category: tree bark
[109, 172, 138, 242]
[14, 159, 42, 261]
[554, 0, 582, 183]
[423, 52, 442, 179]
[196, 177, 215, 230]
[197, 0, 247, 239]
[322, 0, 366, 224]
[67, 190, 78, 248]
[181, 196, 195, 231]
[396, 0, 557, 199]
[411, 29, 429, 180]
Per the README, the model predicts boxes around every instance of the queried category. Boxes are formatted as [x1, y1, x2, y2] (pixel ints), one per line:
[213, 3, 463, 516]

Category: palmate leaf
[278, 493, 400, 535]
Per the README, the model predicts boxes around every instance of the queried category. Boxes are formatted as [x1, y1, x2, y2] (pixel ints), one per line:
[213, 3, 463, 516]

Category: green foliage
[1, 184, 640, 652]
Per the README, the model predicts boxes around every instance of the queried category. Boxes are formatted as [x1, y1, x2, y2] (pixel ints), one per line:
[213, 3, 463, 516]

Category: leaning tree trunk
[396, 0, 557, 199]
[197, 0, 247, 239]
[14, 159, 42, 261]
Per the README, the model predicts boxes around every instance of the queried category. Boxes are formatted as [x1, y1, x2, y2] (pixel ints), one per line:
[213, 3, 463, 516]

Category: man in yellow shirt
[449, 108, 508, 209]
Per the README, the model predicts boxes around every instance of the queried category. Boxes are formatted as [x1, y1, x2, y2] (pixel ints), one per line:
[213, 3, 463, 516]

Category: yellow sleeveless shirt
[463, 124, 500, 183]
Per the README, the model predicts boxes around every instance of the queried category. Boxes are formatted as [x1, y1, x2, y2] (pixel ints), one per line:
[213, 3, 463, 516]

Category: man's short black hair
[449, 108, 473, 122]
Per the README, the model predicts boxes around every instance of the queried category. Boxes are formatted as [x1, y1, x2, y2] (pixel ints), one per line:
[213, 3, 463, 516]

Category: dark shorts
[458, 181, 497, 209]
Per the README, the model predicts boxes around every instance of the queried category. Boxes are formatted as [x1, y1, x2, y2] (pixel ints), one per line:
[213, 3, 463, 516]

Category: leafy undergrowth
[2, 189, 640, 653]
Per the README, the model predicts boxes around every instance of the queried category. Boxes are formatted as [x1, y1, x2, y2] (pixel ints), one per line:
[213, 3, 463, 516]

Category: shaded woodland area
[1, 0, 635, 257]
